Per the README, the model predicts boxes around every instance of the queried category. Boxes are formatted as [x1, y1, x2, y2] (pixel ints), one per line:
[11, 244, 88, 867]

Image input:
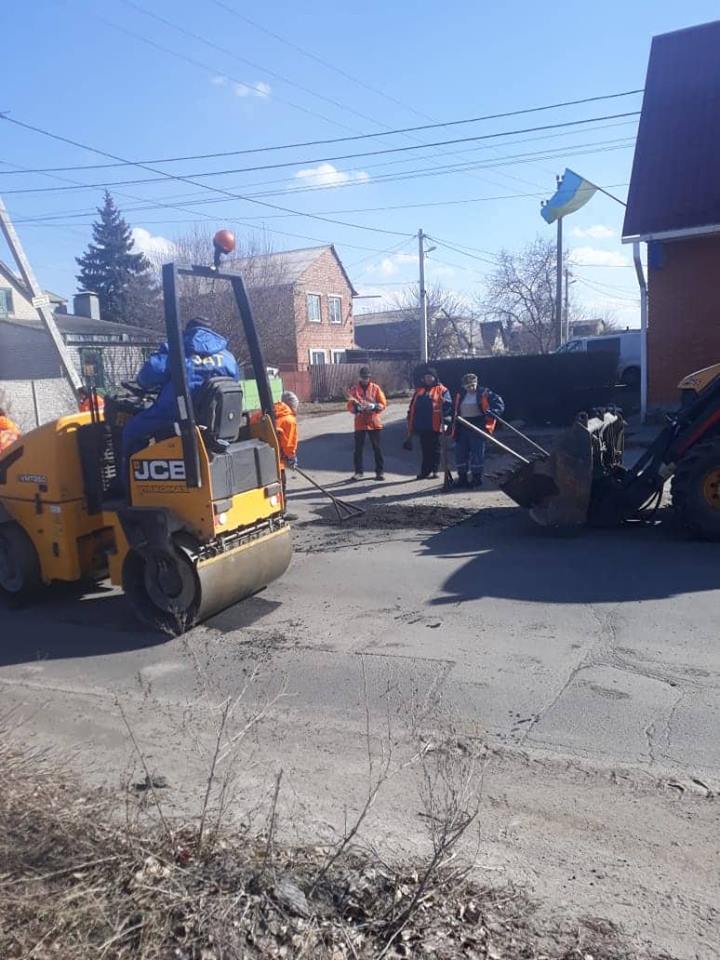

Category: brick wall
[293, 249, 356, 370]
[648, 236, 720, 406]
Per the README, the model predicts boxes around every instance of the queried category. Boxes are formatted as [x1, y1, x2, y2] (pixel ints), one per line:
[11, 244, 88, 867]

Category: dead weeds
[0, 733, 673, 959]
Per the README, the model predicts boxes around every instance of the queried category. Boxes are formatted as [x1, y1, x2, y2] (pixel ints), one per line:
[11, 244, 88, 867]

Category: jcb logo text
[133, 459, 187, 482]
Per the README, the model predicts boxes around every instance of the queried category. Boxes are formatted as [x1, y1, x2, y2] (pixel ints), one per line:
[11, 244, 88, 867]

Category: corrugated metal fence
[310, 361, 411, 400]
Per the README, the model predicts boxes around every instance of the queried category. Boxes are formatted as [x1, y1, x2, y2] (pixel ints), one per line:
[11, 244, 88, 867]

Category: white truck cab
[555, 330, 641, 387]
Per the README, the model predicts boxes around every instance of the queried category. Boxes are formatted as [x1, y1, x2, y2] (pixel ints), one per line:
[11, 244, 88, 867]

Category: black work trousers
[417, 430, 441, 476]
[354, 429, 384, 475]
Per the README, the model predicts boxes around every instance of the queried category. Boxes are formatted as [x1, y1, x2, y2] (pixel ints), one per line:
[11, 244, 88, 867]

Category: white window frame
[331, 349, 346, 364]
[309, 348, 328, 365]
[306, 292, 322, 323]
[0, 288, 13, 317]
[328, 294, 343, 325]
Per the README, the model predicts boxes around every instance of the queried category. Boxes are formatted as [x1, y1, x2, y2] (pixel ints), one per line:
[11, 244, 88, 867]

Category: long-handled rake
[294, 466, 366, 521]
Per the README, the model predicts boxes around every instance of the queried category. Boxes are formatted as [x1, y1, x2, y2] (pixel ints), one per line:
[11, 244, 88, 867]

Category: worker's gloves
[286, 457, 297, 469]
[402, 437, 413, 451]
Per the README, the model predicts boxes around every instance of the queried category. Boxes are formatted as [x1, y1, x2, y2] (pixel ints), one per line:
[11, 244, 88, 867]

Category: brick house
[622, 20, 720, 407]
[235, 245, 357, 371]
[0, 261, 158, 429]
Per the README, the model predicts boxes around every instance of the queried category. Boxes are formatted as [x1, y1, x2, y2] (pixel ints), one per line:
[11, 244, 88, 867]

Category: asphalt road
[2, 405, 718, 957]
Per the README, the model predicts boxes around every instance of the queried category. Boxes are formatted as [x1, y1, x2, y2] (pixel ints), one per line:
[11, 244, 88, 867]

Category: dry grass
[0, 716, 674, 960]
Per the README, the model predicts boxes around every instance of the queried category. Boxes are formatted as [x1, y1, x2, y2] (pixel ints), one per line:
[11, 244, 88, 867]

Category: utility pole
[418, 227, 428, 363]
[555, 215, 563, 350]
[0, 196, 82, 398]
[563, 266, 570, 344]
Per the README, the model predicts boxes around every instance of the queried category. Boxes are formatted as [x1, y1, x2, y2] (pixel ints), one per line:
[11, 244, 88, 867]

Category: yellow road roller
[0, 248, 292, 633]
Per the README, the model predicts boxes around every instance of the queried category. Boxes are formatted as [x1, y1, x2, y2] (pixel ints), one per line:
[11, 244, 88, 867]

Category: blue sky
[2, 0, 719, 326]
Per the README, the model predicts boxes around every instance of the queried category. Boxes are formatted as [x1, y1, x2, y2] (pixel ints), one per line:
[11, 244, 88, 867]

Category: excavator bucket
[501, 421, 594, 528]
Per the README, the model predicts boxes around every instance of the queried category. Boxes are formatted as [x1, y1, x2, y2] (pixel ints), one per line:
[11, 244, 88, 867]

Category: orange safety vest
[79, 394, 105, 413]
[273, 401, 298, 465]
[0, 415, 21, 454]
[248, 402, 298, 468]
[346, 381, 387, 431]
[452, 389, 496, 437]
[407, 383, 449, 433]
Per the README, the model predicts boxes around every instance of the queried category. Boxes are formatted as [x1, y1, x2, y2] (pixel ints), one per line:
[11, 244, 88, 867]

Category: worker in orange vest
[0, 407, 21, 454]
[346, 366, 387, 481]
[78, 387, 104, 414]
[406, 367, 452, 479]
[249, 391, 300, 517]
[274, 391, 299, 470]
[451, 372, 504, 487]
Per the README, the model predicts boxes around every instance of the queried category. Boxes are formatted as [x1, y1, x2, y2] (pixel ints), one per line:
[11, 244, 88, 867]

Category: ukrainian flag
[541, 169, 597, 223]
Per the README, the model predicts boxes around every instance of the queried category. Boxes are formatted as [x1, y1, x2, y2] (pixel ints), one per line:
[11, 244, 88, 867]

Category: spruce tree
[76, 192, 160, 327]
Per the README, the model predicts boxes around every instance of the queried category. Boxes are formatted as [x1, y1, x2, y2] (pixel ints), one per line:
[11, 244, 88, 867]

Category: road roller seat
[194, 377, 244, 453]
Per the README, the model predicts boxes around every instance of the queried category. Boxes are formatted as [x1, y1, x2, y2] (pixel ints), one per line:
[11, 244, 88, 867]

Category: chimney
[73, 291, 101, 321]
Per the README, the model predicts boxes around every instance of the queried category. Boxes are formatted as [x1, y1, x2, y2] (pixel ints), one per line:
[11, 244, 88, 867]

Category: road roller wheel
[671, 435, 720, 541]
[0, 521, 42, 603]
[123, 544, 201, 635]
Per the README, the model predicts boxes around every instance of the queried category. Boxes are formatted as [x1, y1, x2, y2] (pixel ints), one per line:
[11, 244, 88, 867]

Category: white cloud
[571, 224, 616, 240]
[293, 162, 370, 189]
[234, 80, 272, 98]
[132, 227, 176, 259]
[365, 251, 417, 277]
[569, 246, 629, 267]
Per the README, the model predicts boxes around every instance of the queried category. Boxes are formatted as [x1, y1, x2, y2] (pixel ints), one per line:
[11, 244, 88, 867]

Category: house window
[331, 350, 346, 364]
[329, 295, 342, 324]
[309, 349, 327, 365]
[0, 288, 13, 317]
[79, 347, 106, 388]
[307, 293, 322, 323]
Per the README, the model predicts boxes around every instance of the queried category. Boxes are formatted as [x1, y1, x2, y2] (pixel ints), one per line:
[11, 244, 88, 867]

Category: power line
[4, 124, 636, 217]
[0, 114, 414, 239]
[88, 12, 359, 135]
[0, 112, 640, 197]
[10, 163, 633, 228]
[428, 236, 500, 266]
[0, 91, 643, 176]
[204, 4, 642, 193]
[208, 0, 435, 122]
[1, 135, 635, 205]
[116, 0, 394, 132]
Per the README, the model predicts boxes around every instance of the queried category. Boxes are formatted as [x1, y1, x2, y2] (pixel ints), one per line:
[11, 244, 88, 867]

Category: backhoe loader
[499, 362, 720, 538]
[0, 235, 292, 633]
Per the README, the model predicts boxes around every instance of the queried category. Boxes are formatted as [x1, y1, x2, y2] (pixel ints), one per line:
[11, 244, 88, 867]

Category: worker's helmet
[359, 366, 371, 379]
[281, 391, 299, 411]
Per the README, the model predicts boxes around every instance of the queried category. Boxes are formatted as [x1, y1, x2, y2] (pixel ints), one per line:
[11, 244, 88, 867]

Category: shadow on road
[0, 583, 284, 666]
[295, 420, 418, 477]
[422, 509, 720, 605]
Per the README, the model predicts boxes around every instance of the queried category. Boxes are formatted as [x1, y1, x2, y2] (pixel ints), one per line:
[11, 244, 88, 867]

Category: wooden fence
[309, 361, 412, 400]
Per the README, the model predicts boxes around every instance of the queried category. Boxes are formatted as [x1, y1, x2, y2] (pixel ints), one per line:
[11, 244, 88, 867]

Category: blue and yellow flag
[541, 169, 597, 223]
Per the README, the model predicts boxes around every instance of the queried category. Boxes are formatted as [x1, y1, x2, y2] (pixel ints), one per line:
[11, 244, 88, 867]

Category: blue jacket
[408, 383, 452, 433]
[137, 321, 240, 419]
